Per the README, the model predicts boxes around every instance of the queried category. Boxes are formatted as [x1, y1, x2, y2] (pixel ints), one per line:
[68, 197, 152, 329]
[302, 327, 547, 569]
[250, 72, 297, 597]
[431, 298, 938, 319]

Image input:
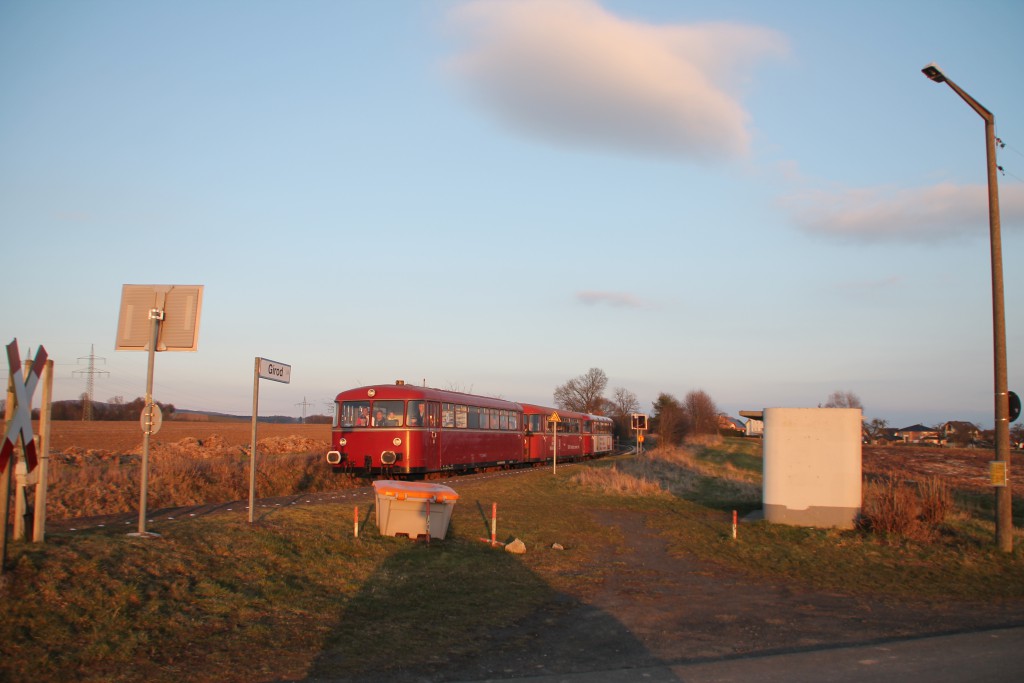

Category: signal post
[631, 413, 648, 454]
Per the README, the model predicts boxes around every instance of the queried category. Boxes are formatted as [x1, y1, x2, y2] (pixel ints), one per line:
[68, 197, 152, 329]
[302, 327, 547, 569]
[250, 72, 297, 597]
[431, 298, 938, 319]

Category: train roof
[519, 403, 613, 422]
[334, 383, 523, 410]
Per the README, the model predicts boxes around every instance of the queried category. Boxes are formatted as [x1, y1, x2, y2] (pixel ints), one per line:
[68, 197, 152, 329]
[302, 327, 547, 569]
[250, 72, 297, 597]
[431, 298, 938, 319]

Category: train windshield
[370, 400, 404, 427]
[339, 401, 371, 427]
[339, 400, 405, 428]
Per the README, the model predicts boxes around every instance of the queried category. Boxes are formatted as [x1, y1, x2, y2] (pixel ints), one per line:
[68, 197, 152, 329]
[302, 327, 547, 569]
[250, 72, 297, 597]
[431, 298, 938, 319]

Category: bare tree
[609, 387, 640, 438]
[822, 390, 863, 410]
[651, 393, 685, 447]
[553, 368, 608, 413]
[1011, 422, 1024, 448]
[684, 389, 719, 436]
[865, 417, 889, 443]
[610, 387, 639, 417]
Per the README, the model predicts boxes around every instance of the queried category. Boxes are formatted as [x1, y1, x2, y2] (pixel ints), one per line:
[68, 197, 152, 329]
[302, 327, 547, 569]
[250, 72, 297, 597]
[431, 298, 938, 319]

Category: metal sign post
[549, 412, 561, 474]
[116, 284, 203, 538]
[134, 309, 162, 537]
[250, 357, 291, 523]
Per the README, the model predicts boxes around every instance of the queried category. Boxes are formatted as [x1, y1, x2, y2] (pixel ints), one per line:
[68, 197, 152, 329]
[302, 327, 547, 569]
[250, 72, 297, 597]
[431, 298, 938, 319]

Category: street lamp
[922, 62, 1013, 552]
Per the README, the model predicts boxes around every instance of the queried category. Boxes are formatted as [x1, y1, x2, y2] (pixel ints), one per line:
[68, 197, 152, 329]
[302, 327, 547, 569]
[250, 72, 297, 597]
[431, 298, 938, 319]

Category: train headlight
[393, 437, 402, 446]
[338, 438, 347, 447]
[326, 451, 342, 465]
[381, 451, 397, 465]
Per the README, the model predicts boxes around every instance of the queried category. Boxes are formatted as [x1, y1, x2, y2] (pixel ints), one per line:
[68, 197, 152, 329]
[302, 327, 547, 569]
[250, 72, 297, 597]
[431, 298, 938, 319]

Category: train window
[510, 412, 519, 431]
[499, 410, 509, 430]
[526, 414, 543, 433]
[407, 401, 426, 427]
[467, 407, 479, 429]
[441, 403, 455, 428]
[490, 409, 500, 430]
[479, 407, 490, 429]
[455, 405, 468, 428]
[340, 401, 371, 427]
[371, 401, 404, 427]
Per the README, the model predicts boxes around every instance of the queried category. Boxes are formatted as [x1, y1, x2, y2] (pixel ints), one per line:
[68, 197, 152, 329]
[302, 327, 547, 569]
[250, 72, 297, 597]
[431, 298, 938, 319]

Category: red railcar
[326, 382, 525, 476]
[521, 404, 614, 465]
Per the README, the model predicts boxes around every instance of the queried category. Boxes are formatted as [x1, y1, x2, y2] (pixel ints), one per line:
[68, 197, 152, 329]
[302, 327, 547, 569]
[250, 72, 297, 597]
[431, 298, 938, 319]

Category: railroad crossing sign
[1, 340, 47, 473]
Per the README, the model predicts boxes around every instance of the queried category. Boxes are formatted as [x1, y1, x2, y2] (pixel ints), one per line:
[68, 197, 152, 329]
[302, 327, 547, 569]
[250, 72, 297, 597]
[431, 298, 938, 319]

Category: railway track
[42, 462, 586, 535]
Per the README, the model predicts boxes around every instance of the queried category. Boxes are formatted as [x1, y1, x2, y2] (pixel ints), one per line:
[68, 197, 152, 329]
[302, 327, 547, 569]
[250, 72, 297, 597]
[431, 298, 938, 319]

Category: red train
[325, 381, 614, 477]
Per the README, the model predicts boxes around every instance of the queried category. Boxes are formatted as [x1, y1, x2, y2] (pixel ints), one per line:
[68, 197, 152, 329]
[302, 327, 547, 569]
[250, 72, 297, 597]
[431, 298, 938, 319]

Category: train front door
[425, 402, 441, 471]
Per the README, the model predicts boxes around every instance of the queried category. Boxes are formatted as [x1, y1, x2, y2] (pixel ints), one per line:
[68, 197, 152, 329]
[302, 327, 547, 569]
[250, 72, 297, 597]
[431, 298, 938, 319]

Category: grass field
[1, 433, 1022, 682]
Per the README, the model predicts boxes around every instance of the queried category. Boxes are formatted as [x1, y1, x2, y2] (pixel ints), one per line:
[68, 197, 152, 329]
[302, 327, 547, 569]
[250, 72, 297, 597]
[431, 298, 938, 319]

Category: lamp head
[922, 63, 946, 83]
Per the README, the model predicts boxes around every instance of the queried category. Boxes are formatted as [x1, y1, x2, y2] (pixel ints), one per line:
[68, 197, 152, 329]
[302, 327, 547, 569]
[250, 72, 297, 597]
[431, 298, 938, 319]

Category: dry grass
[7, 421, 344, 520]
[571, 443, 761, 506]
[569, 463, 666, 497]
[43, 451, 344, 519]
[860, 471, 954, 541]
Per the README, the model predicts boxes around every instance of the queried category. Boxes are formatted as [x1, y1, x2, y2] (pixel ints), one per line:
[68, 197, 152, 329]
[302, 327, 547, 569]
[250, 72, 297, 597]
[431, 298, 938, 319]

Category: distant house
[718, 415, 745, 436]
[941, 421, 981, 445]
[744, 417, 764, 438]
[896, 424, 940, 444]
[863, 425, 900, 444]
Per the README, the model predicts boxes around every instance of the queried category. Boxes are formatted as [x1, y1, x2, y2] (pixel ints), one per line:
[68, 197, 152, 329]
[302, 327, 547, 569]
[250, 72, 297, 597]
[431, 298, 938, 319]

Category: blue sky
[2, 0, 1022, 429]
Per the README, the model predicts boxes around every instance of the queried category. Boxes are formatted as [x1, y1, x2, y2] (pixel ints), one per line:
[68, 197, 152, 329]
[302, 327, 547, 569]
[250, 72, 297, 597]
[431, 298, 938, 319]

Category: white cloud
[576, 290, 649, 309]
[444, 0, 787, 162]
[782, 182, 1024, 244]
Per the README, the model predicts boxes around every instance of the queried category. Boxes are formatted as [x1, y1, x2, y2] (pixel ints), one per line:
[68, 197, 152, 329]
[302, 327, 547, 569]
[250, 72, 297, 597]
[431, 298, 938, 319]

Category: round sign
[140, 402, 163, 435]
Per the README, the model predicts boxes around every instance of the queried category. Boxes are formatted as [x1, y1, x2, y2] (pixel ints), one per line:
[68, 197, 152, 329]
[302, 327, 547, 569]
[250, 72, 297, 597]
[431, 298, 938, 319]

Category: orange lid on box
[372, 479, 459, 502]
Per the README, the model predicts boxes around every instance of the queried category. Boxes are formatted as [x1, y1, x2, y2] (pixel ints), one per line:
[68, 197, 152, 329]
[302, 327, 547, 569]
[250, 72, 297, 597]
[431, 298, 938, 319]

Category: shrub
[917, 475, 953, 527]
[861, 471, 952, 541]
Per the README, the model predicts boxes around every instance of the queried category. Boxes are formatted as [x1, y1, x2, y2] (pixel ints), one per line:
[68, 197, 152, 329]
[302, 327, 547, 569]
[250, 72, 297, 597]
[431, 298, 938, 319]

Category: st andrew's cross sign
[1, 340, 47, 473]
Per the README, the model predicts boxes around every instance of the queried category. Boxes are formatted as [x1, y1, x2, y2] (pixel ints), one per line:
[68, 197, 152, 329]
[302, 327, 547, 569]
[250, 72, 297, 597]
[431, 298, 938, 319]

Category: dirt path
[428, 510, 1024, 682]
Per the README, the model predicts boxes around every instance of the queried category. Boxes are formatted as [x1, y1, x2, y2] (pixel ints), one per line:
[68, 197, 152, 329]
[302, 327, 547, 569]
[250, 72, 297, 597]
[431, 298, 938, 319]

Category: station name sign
[258, 358, 291, 384]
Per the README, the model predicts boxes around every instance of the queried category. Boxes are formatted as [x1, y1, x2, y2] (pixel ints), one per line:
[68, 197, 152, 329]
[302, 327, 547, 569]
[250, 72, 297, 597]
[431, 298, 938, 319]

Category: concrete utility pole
[922, 63, 1013, 552]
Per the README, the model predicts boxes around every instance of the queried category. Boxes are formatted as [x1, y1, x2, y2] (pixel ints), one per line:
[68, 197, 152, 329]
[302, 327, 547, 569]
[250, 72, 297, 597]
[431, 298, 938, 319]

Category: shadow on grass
[303, 517, 677, 682]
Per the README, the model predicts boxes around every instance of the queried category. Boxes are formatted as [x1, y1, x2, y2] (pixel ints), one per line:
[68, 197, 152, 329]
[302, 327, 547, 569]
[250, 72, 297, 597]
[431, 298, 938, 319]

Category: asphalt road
[485, 626, 1024, 683]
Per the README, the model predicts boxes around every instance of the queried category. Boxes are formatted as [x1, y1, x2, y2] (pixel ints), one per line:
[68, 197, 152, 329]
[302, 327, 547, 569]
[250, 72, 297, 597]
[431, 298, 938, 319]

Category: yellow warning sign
[548, 412, 561, 423]
[990, 461, 1008, 487]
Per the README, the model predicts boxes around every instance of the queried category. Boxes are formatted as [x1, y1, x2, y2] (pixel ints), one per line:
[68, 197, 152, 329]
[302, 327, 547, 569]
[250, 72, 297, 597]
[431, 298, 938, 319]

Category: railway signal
[631, 413, 648, 454]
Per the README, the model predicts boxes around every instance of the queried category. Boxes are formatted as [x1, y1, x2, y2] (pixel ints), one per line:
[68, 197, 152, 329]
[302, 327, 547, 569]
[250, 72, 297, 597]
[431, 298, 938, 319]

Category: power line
[295, 396, 313, 423]
[72, 344, 109, 421]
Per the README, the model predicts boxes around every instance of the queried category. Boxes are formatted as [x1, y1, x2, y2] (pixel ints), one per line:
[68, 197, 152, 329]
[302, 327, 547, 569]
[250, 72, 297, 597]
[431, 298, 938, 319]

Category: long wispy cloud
[782, 182, 1024, 244]
[576, 290, 650, 309]
[444, 0, 787, 162]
